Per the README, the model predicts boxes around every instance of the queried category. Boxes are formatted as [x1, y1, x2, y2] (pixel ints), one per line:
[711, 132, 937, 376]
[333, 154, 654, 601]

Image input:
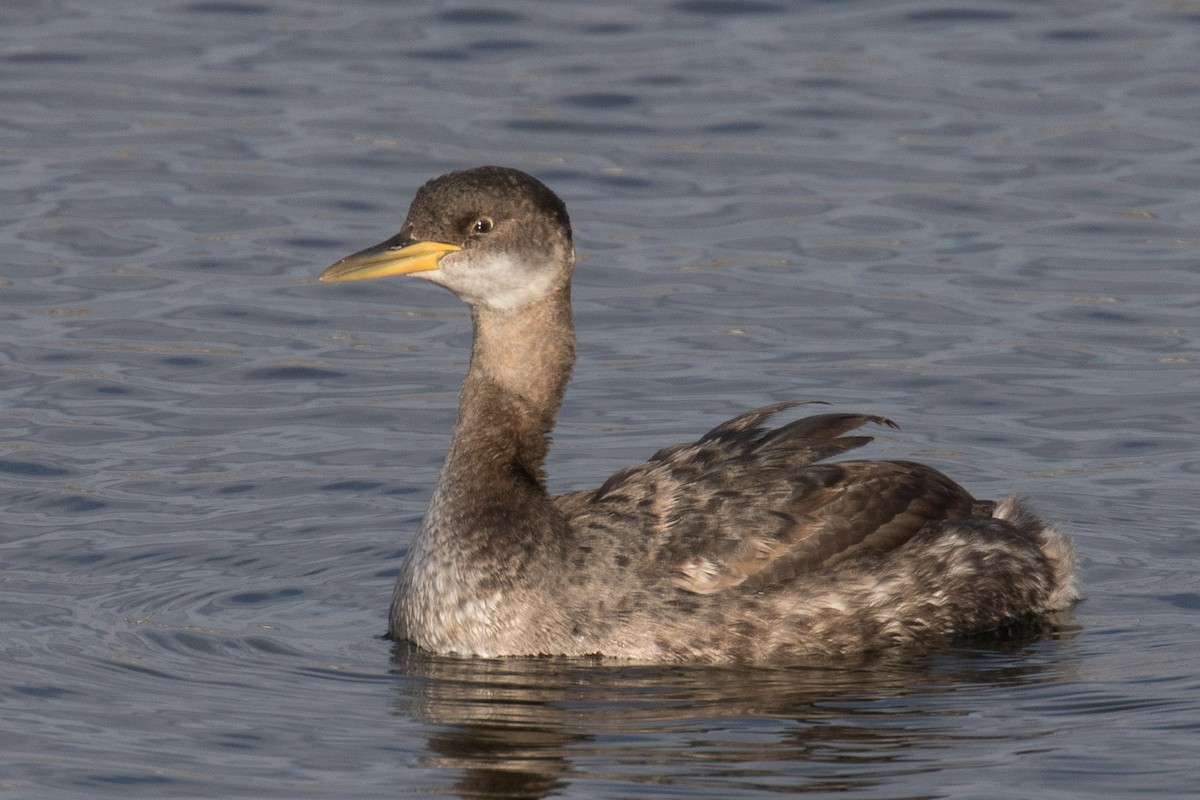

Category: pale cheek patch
[438, 253, 560, 311]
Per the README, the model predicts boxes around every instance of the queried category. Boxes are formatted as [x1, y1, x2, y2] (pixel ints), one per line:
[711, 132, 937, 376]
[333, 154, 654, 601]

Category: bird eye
[472, 217, 494, 234]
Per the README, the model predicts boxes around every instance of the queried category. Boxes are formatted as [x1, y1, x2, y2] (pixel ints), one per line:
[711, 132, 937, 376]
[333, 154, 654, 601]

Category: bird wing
[557, 403, 981, 595]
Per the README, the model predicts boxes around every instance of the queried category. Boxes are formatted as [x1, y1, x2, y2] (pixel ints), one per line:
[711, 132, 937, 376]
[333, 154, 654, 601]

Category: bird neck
[441, 285, 575, 502]
[392, 286, 576, 648]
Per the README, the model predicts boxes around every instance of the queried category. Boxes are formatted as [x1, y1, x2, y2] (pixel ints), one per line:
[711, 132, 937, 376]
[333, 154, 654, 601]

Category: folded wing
[557, 403, 988, 596]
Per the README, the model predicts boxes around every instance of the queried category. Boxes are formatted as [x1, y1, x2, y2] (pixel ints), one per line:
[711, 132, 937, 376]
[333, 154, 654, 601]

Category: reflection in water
[390, 616, 1079, 799]
[8, 0, 1197, 793]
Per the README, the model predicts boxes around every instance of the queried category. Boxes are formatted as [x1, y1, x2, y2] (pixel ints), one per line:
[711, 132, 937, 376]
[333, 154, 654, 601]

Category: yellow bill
[320, 239, 462, 283]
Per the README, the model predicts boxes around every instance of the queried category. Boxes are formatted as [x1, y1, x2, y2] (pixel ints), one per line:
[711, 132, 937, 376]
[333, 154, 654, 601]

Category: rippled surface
[3, 0, 1198, 797]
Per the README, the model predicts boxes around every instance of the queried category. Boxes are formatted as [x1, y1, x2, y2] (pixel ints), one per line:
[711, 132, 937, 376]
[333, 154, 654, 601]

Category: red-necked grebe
[320, 166, 1079, 662]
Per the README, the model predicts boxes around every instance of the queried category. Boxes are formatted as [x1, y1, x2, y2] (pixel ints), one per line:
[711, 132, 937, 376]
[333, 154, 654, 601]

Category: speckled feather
[324, 166, 1079, 663]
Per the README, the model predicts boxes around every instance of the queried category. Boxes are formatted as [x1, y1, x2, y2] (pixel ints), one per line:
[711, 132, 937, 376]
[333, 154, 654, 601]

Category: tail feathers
[994, 495, 1081, 610]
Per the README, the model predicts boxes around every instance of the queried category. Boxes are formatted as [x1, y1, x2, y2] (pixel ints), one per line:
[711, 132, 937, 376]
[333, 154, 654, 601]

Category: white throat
[420, 251, 567, 312]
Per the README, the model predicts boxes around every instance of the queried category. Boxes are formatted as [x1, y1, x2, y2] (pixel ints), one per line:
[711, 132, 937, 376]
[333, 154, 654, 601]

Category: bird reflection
[388, 614, 1079, 800]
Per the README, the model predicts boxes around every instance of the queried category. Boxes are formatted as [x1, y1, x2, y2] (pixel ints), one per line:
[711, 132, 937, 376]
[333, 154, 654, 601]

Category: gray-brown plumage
[320, 165, 1079, 663]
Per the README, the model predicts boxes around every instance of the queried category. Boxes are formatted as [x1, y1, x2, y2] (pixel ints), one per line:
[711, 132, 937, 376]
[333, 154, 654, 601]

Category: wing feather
[556, 405, 982, 597]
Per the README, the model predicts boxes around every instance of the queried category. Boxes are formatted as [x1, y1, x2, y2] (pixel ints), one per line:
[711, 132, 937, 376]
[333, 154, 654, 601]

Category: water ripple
[3, 0, 1198, 797]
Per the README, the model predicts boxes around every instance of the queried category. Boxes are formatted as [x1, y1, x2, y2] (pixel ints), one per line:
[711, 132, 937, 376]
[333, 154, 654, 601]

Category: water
[3, 0, 1198, 796]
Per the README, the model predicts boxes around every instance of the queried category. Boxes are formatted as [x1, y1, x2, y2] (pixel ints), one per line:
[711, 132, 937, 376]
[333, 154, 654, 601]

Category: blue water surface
[2, 0, 1198, 797]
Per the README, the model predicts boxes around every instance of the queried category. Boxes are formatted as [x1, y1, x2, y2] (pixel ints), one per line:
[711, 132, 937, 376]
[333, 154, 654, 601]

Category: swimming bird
[320, 166, 1078, 663]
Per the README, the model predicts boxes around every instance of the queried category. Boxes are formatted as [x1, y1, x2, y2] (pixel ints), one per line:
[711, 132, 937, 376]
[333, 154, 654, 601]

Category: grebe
[320, 166, 1078, 662]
